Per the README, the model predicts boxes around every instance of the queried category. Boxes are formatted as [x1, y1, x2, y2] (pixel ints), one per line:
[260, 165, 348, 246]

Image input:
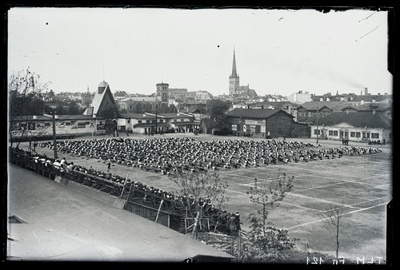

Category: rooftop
[298, 101, 348, 111]
[226, 108, 292, 119]
[317, 111, 391, 129]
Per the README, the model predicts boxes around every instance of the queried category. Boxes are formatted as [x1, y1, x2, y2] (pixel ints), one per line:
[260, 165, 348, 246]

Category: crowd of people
[11, 137, 382, 236]
[38, 137, 382, 176]
[9, 146, 242, 235]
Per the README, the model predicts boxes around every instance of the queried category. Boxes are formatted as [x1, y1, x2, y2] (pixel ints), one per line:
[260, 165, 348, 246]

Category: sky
[7, 7, 392, 97]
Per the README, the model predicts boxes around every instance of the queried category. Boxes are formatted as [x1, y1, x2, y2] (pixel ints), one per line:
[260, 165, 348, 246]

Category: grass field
[14, 133, 392, 263]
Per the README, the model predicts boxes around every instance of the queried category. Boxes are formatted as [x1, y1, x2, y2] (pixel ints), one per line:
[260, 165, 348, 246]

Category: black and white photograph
[5, 6, 393, 264]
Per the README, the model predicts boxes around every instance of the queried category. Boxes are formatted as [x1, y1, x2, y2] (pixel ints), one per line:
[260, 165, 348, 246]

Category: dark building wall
[291, 122, 311, 138]
[265, 112, 293, 138]
[297, 107, 332, 124]
[265, 111, 310, 138]
[226, 110, 310, 138]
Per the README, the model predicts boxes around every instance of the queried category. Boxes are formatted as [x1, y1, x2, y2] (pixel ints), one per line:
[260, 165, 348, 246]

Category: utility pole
[155, 103, 158, 134]
[316, 107, 319, 145]
[52, 110, 57, 159]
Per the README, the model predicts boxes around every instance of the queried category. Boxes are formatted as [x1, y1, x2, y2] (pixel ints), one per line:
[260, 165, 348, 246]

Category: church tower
[229, 48, 240, 96]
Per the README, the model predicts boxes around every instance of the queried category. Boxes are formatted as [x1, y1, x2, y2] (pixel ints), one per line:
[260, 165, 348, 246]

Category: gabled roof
[298, 101, 348, 111]
[351, 95, 392, 102]
[14, 114, 104, 121]
[84, 81, 118, 116]
[247, 101, 299, 108]
[120, 112, 194, 119]
[341, 103, 392, 112]
[226, 108, 293, 119]
[316, 112, 391, 129]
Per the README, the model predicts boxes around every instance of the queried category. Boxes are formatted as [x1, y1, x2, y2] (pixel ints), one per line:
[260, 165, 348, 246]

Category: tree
[168, 171, 229, 237]
[240, 170, 296, 262]
[318, 203, 345, 259]
[66, 100, 84, 115]
[206, 99, 232, 128]
[8, 68, 51, 146]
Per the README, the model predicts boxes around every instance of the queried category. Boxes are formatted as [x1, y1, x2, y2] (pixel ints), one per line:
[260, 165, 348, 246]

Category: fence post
[192, 211, 200, 239]
[238, 230, 241, 258]
[155, 199, 164, 223]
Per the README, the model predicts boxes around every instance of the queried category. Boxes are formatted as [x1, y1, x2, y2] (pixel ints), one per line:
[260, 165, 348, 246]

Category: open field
[12, 133, 392, 263]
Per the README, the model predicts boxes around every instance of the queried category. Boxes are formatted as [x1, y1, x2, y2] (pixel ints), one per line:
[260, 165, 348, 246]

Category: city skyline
[8, 7, 392, 97]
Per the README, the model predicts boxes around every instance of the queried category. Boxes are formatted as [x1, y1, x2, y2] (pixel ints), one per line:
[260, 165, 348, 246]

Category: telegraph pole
[52, 110, 57, 159]
[316, 107, 319, 145]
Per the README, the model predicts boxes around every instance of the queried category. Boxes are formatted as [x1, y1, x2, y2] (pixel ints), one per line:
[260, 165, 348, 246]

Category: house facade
[225, 108, 309, 138]
[118, 112, 198, 134]
[10, 114, 106, 139]
[296, 101, 349, 125]
[310, 111, 392, 143]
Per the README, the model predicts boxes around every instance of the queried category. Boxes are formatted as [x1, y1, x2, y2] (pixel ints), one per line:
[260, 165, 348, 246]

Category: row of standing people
[38, 138, 381, 176]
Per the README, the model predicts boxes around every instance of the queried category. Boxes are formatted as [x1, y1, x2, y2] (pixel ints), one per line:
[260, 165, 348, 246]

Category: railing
[9, 148, 242, 238]
[196, 231, 248, 257]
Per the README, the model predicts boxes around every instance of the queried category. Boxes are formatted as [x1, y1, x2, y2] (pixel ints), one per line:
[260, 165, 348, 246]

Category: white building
[118, 112, 198, 134]
[310, 111, 392, 143]
[287, 91, 312, 104]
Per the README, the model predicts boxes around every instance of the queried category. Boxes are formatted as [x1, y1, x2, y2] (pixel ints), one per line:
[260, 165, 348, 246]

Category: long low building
[310, 111, 392, 143]
[10, 112, 200, 140]
[118, 112, 199, 134]
[10, 114, 106, 140]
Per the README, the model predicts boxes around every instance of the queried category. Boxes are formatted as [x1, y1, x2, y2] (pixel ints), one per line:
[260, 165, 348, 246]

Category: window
[371, 133, 379, 139]
[44, 122, 51, 127]
[329, 130, 338, 136]
[308, 112, 312, 117]
[138, 120, 142, 124]
[350, 132, 355, 137]
[65, 122, 71, 126]
[355, 132, 361, 138]
[181, 119, 184, 122]
[314, 129, 320, 135]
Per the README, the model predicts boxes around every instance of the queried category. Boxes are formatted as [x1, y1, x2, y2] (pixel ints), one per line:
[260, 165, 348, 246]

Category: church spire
[230, 48, 239, 78]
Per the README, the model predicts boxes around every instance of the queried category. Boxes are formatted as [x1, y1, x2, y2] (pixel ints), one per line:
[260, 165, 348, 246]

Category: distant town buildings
[296, 100, 349, 125]
[287, 90, 312, 104]
[10, 46, 392, 143]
